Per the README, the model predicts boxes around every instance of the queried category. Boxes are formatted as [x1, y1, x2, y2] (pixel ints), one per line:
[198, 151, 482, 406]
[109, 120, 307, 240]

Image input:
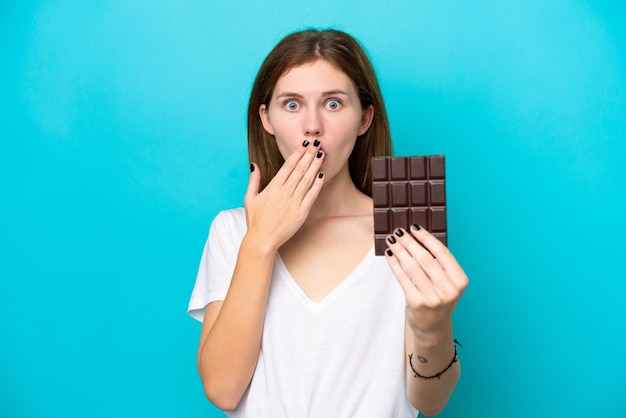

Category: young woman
[188, 29, 468, 417]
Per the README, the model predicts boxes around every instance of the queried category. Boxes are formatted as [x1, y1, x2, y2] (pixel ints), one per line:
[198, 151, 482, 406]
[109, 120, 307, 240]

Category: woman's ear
[358, 105, 374, 136]
[259, 104, 275, 135]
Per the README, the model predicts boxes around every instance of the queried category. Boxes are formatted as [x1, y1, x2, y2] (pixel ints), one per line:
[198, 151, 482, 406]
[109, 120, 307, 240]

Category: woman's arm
[385, 226, 469, 416]
[404, 321, 460, 416]
[197, 235, 277, 410]
[197, 140, 325, 410]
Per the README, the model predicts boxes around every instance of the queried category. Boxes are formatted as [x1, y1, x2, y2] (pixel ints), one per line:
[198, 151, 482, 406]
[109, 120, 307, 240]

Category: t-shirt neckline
[274, 245, 376, 312]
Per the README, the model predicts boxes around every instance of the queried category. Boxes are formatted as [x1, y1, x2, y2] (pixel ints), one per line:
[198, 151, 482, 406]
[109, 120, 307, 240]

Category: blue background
[2, 1, 625, 417]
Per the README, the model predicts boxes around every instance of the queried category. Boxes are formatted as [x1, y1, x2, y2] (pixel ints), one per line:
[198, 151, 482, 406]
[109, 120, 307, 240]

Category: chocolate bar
[371, 156, 447, 256]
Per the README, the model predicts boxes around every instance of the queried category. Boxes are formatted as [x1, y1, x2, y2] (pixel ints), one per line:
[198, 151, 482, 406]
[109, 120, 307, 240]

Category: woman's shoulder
[209, 207, 247, 236]
[203, 207, 248, 258]
[213, 207, 246, 224]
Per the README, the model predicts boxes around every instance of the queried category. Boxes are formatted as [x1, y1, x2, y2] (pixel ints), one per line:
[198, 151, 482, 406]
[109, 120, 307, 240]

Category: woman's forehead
[273, 59, 356, 97]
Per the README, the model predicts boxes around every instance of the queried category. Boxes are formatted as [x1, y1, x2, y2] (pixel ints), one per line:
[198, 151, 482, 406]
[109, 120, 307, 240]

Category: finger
[284, 140, 320, 194]
[294, 148, 325, 199]
[409, 224, 469, 290]
[393, 229, 446, 282]
[384, 248, 424, 306]
[270, 140, 310, 187]
[299, 170, 325, 209]
[392, 228, 460, 299]
[387, 235, 439, 306]
[244, 162, 261, 202]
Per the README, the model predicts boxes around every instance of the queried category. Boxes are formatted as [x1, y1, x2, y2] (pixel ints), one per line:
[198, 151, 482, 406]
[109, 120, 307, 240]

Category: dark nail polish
[316, 151, 323, 158]
[387, 235, 396, 244]
[318, 172, 324, 179]
[411, 224, 421, 231]
[250, 163, 255, 172]
[313, 139, 320, 147]
[386, 249, 393, 256]
[303, 140, 310, 147]
[395, 229, 404, 237]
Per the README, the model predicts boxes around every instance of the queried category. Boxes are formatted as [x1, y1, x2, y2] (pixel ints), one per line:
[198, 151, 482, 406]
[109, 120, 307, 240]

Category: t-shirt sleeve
[187, 210, 243, 322]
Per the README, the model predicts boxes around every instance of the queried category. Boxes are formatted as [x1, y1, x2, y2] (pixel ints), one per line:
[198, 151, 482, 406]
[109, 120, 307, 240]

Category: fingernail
[387, 235, 396, 244]
[303, 140, 310, 147]
[316, 151, 323, 158]
[395, 229, 404, 237]
[411, 224, 421, 231]
[313, 139, 320, 147]
[386, 249, 393, 256]
[250, 163, 255, 172]
[318, 172, 324, 179]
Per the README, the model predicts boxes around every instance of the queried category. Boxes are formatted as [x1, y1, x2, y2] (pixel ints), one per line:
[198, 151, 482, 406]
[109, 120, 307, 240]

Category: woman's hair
[247, 28, 392, 196]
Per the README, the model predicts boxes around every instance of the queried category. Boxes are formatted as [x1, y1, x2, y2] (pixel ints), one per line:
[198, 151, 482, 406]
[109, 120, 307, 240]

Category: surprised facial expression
[259, 59, 374, 183]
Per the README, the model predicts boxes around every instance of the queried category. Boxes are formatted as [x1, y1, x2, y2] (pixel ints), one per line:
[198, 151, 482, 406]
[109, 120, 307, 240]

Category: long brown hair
[247, 29, 392, 196]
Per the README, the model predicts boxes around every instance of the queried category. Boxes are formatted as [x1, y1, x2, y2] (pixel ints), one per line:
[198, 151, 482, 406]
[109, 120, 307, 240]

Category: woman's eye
[285, 101, 300, 111]
[326, 100, 342, 110]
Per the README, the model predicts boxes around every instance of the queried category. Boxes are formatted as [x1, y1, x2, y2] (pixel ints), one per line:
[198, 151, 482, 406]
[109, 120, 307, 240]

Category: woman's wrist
[408, 339, 461, 380]
[411, 321, 454, 349]
[408, 324, 458, 379]
[241, 232, 279, 258]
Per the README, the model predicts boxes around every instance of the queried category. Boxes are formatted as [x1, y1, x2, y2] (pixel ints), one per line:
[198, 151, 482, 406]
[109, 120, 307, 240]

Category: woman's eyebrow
[275, 91, 303, 99]
[321, 89, 349, 97]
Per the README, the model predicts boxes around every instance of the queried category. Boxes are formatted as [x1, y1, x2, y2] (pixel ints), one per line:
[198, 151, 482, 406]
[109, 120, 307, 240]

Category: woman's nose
[303, 109, 323, 137]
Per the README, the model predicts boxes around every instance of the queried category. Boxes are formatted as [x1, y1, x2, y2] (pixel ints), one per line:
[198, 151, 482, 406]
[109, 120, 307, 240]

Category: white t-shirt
[188, 208, 418, 418]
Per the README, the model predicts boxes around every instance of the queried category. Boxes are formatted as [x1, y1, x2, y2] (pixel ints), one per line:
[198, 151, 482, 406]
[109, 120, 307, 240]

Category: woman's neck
[306, 164, 372, 221]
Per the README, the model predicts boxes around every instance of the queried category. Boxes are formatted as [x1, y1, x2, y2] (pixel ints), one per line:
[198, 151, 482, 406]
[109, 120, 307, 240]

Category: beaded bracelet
[408, 339, 462, 380]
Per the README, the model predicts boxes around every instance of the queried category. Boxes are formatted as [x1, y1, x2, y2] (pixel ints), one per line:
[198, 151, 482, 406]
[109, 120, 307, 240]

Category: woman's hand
[384, 226, 468, 340]
[244, 140, 325, 252]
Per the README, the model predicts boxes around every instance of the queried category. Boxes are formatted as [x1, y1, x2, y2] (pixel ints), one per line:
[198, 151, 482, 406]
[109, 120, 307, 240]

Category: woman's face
[259, 59, 373, 183]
